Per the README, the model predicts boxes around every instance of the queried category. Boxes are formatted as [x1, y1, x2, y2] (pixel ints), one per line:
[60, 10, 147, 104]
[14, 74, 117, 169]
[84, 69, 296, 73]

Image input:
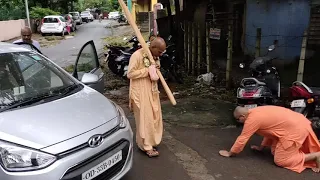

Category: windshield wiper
[0, 94, 57, 113]
[0, 84, 79, 113]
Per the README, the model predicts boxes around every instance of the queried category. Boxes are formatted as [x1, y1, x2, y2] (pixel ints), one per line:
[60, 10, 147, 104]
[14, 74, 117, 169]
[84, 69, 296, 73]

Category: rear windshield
[44, 18, 59, 23]
[70, 12, 79, 16]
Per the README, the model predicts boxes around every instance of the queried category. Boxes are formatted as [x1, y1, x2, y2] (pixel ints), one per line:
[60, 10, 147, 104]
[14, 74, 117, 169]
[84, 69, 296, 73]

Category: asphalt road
[41, 20, 112, 68]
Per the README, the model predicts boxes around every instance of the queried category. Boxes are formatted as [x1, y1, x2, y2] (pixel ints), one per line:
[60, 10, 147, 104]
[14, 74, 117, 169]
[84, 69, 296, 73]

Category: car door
[73, 40, 105, 93]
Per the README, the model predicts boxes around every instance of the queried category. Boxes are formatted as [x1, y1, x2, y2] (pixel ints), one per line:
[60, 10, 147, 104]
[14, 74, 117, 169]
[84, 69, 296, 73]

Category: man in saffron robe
[127, 37, 166, 157]
[219, 106, 320, 173]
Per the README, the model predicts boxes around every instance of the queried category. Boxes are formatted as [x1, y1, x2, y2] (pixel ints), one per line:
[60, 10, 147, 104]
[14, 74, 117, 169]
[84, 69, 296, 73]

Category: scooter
[237, 44, 281, 109]
[289, 81, 320, 134]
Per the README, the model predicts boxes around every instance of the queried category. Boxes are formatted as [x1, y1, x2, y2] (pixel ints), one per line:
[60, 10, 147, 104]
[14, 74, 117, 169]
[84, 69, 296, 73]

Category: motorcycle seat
[120, 50, 132, 56]
[310, 87, 320, 95]
[242, 78, 266, 86]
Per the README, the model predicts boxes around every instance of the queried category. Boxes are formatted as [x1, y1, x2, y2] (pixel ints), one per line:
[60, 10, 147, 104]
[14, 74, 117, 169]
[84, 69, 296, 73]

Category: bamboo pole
[118, 0, 176, 105]
[226, 22, 233, 88]
[188, 22, 192, 74]
[297, 30, 308, 82]
[206, 22, 211, 72]
[192, 22, 196, 75]
[197, 23, 201, 75]
[184, 21, 188, 71]
[255, 28, 261, 58]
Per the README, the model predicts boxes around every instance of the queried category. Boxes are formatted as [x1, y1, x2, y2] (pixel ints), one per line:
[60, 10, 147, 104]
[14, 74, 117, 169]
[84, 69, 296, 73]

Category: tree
[110, 0, 119, 11]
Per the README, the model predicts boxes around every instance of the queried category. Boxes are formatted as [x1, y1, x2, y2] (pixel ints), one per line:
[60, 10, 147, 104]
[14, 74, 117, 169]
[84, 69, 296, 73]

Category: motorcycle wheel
[108, 60, 119, 75]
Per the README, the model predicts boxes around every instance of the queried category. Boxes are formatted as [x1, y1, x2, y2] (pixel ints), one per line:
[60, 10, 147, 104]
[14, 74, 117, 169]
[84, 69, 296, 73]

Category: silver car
[0, 41, 133, 180]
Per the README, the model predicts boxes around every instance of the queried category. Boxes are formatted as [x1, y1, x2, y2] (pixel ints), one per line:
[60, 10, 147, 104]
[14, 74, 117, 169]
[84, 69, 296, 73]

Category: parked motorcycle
[289, 81, 320, 133]
[236, 45, 280, 109]
[105, 36, 142, 77]
[117, 14, 127, 23]
[159, 35, 183, 84]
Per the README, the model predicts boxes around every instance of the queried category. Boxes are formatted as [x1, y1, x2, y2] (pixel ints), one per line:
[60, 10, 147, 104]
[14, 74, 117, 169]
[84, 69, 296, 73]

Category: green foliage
[0, 0, 26, 20]
[110, 0, 120, 11]
[30, 7, 60, 19]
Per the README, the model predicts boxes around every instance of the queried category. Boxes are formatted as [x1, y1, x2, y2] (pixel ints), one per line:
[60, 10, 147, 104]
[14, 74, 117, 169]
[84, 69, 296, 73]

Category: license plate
[245, 104, 257, 109]
[81, 150, 122, 180]
[291, 99, 306, 108]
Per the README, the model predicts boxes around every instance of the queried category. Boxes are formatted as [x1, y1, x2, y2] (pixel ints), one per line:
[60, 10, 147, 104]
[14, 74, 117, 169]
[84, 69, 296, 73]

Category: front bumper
[0, 122, 133, 180]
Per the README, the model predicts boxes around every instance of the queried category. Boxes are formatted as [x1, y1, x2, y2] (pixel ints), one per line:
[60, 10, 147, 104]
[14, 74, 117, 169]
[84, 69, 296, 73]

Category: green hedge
[30, 7, 60, 19]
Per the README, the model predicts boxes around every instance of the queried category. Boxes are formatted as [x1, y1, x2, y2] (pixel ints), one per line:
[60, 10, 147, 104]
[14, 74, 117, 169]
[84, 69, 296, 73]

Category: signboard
[210, 28, 221, 40]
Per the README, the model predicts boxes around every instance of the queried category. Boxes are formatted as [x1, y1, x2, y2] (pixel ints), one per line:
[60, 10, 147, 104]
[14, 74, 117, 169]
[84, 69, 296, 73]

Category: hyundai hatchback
[0, 41, 133, 179]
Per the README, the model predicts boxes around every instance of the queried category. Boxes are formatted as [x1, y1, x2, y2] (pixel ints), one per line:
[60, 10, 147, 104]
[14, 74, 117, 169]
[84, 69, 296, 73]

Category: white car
[108, 12, 120, 20]
[81, 11, 94, 23]
[40, 15, 68, 36]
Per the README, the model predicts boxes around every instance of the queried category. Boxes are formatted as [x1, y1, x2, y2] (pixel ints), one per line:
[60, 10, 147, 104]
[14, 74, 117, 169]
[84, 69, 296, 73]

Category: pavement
[37, 21, 320, 180]
[116, 97, 320, 180]
[41, 20, 115, 67]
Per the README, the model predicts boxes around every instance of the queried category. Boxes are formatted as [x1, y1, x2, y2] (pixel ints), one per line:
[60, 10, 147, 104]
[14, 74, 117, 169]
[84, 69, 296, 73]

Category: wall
[245, 0, 310, 62]
[136, 0, 150, 12]
[0, 19, 26, 41]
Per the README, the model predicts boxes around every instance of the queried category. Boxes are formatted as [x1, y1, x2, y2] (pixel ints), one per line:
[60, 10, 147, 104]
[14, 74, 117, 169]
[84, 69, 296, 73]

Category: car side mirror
[239, 63, 245, 69]
[81, 73, 99, 84]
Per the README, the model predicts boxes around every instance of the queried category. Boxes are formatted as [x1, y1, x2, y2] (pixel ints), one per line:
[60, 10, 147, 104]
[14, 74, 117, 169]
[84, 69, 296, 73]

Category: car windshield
[44, 18, 59, 23]
[70, 12, 78, 16]
[81, 12, 90, 15]
[0, 51, 78, 110]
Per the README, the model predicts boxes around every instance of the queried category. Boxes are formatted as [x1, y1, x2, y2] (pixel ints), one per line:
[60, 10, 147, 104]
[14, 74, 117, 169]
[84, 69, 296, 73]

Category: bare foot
[312, 156, 320, 173]
[312, 168, 320, 173]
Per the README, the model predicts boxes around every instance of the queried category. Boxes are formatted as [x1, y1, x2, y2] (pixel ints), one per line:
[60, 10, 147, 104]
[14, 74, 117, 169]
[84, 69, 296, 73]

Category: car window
[44, 18, 59, 23]
[59, 17, 66, 22]
[75, 43, 98, 80]
[0, 52, 77, 107]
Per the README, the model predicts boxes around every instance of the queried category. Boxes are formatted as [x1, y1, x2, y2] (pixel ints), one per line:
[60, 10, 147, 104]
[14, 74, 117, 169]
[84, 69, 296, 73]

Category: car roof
[0, 42, 31, 54]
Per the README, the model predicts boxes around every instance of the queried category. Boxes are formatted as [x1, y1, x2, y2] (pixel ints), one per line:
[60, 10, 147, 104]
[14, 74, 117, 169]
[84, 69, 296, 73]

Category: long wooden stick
[118, 0, 177, 105]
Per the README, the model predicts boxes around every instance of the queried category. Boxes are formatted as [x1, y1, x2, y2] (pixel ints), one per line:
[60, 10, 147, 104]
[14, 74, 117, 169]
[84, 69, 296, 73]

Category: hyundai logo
[88, 134, 104, 148]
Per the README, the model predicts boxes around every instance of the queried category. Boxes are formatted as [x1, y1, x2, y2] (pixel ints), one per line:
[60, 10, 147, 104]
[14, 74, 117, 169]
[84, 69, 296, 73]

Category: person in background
[13, 26, 41, 50]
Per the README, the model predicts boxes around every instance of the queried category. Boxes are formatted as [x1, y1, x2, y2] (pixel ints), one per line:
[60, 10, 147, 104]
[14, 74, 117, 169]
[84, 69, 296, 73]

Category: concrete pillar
[151, 0, 158, 11]
[127, 0, 132, 12]
[132, 0, 137, 23]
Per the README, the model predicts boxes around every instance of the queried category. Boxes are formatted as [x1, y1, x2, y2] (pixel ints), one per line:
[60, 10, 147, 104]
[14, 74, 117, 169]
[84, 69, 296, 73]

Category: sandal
[146, 149, 159, 157]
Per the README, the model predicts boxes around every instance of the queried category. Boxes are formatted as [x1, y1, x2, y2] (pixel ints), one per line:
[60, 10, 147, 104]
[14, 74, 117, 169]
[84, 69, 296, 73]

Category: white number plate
[245, 104, 257, 109]
[81, 150, 122, 180]
[291, 99, 306, 108]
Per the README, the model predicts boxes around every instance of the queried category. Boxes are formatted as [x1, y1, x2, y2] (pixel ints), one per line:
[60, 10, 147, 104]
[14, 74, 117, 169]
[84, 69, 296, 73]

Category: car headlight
[110, 101, 127, 128]
[0, 141, 56, 172]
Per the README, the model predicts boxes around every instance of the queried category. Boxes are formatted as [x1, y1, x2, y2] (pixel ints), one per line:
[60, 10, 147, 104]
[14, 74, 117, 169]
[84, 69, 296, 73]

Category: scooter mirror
[239, 63, 245, 69]
[268, 45, 275, 51]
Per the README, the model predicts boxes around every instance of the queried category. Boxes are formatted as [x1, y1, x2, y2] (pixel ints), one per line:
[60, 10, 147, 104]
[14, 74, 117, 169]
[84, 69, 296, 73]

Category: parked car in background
[61, 14, 77, 32]
[0, 41, 133, 179]
[108, 11, 120, 19]
[69, 11, 82, 25]
[81, 11, 93, 23]
[40, 15, 68, 36]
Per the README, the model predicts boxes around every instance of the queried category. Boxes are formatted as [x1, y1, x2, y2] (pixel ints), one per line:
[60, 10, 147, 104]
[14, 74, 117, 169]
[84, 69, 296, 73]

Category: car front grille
[57, 125, 120, 158]
[61, 139, 130, 180]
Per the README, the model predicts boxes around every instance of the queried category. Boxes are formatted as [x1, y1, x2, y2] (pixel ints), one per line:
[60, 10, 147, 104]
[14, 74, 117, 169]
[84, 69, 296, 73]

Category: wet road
[41, 20, 112, 67]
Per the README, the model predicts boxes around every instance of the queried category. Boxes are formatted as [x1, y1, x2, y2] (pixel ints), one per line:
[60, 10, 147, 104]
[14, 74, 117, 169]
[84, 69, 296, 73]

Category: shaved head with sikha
[21, 26, 33, 43]
[149, 37, 166, 58]
[233, 106, 249, 123]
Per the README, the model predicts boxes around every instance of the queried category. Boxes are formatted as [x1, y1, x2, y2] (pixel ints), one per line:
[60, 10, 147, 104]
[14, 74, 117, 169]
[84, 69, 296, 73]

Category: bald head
[21, 26, 32, 43]
[149, 37, 166, 57]
[233, 106, 249, 123]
